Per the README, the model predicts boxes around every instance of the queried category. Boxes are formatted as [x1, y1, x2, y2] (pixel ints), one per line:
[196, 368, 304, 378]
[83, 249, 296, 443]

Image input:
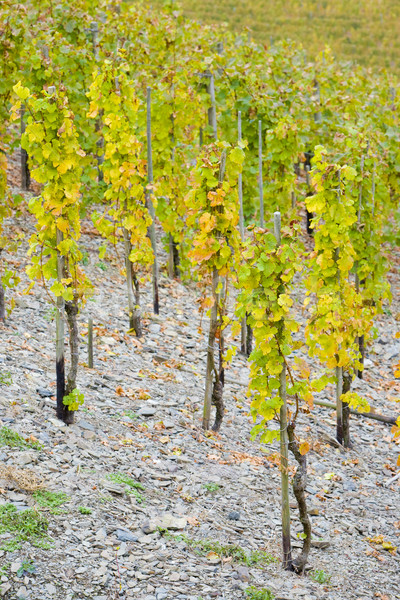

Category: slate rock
[115, 528, 138, 542]
[141, 513, 187, 534]
[36, 388, 54, 398]
[138, 407, 157, 417]
[236, 566, 250, 582]
[100, 479, 125, 494]
[311, 540, 330, 549]
[78, 419, 96, 431]
[227, 511, 241, 521]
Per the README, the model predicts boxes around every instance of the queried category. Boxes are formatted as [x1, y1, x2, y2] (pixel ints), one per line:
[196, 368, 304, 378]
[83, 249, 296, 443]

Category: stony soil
[0, 155, 400, 600]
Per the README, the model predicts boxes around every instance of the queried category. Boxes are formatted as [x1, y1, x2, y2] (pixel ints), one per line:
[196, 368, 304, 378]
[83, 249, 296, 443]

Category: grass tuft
[106, 472, 145, 504]
[0, 503, 51, 549]
[32, 490, 69, 514]
[0, 426, 42, 451]
[245, 587, 275, 600]
[159, 531, 277, 567]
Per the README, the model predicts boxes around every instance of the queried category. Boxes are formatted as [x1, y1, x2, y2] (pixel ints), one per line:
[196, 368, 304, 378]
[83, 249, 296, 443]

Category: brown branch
[287, 422, 312, 574]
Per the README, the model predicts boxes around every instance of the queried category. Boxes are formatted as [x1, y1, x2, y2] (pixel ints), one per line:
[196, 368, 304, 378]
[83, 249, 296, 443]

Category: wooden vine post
[258, 119, 264, 227]
[87, 60, 153, 336]
[88, 317, 93, 369]
[12, 82, 91, 424]
[203, 152, 226, 431]
[0, 156, 20, 324]
[237, 111, 248, 355]
[305, 164, 313, 235]
[355, 155, 365, 378]
[146, 87, 160, 315]
[90, 21, 104, 180]
[207, 73, 217, 142]
[20, 105, 30, 190]
[305, 146, 374, 447]
[186, 142, 244, 431]
[55, 222, 67, 422]
[274, 211, 292, 571]
[237, 216, 315, 572]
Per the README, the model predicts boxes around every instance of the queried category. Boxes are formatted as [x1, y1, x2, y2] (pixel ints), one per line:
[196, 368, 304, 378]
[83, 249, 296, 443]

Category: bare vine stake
[206, 74, 227, 382]
[146, 87, 160, 314]
[274, 210, 292, 570]
[356, 155, 365, 379]
[313, 79, 322, 124]
[55, 226, 67, 422]
[238, 112, 244, 241]
[203, 152, 226, 430]
[335, 172, 344, 445]
[237, 111, 248, 355]
[336, 364, 344, 445]
[124, 228, 135, 328]
[43, 85, 66, 423]
[258, 120, 264, 227]
[90, 21, 99, 60]
[168, 82, 180, 279]
[216, 41, 223, 77]
[113, 75, 143, 335]
[20, 106, 30, 190]
[88, 317, 93, 369]
[91, 21, 104, 180]
[305, 165, 313, 235]
[207, 73, 217, 141]
[45, 84, 72, 425]
[0, 250, 5, 323]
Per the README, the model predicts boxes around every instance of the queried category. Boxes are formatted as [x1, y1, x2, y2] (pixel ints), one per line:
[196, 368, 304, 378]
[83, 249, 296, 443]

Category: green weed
[78, 506, 92, 515]
[0, 371, 12, 386]
[106, 472, 145, 504]
[310, 569, 332, 584]
[1, 538, 21, 552]
[96, 261, 108, 272]
[43, 306, 57, 322]
[122, 410, 139, 420]
[98, 494, 113, 504]
[203, 482, 221, 493]
[160, 532, 277, 567]
[0, 426, 42, 451]
[245, 587, 275, 600]
[17, 560, 36, 577]
[32, 490, 69, 514]
[0, 504, 51, 549]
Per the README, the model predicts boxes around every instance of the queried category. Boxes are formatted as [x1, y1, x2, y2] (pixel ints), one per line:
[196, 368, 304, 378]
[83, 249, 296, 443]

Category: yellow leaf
[206, 551, 220, 562]
[299, 441, 310, 455]
[56, 217, 70, 234]
[231, 320, 242, 338]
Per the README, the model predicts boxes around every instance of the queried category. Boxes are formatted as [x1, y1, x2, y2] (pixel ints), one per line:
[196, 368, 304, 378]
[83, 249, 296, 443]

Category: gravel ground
[0, 152, 399, 600]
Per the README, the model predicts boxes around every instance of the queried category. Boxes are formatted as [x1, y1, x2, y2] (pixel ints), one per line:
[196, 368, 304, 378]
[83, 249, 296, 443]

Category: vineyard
[0, 0, 400, 598]
[155, 0, 400, 73]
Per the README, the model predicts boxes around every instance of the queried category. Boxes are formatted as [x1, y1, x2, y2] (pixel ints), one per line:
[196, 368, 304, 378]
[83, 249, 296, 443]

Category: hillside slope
[149, 0, 400, 72]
